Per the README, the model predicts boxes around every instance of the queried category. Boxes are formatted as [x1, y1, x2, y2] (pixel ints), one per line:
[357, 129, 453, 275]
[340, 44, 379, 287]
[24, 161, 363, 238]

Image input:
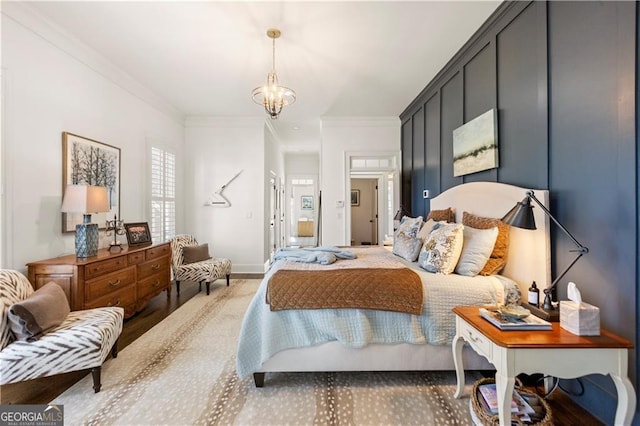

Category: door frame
[344, 152, 400, 246]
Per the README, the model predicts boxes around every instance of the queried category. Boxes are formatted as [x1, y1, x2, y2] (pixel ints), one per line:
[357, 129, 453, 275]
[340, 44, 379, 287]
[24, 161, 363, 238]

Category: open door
[350, 178, 378, 245]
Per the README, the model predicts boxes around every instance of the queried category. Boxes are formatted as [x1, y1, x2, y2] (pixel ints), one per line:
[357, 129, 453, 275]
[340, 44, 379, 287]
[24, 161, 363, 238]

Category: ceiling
[24, 1, 501, 151]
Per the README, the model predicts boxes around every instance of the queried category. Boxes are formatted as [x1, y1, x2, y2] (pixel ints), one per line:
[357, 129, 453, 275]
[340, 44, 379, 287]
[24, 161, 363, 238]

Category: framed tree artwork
[62, 132, 121, 233]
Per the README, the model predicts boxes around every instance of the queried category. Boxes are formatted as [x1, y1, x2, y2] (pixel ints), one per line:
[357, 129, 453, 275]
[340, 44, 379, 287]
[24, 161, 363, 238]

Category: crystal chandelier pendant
[251, 29, 296, 119]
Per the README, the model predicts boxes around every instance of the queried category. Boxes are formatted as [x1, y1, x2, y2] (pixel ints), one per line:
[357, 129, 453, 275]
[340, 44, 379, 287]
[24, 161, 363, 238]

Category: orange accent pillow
[427, 207, 455, 223]
[462, 211, 510, 275]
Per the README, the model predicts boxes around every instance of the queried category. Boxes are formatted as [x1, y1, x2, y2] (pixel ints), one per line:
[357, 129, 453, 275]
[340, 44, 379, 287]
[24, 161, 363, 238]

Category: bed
[237, 182, 551, 386]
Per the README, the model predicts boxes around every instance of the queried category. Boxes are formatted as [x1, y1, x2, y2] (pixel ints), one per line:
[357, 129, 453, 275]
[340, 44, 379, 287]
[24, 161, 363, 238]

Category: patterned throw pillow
[462, 212, 510, 275]
[395, 215, 423, 238]
[417, 218, 447, 242]
[418, 223, 464, 274]
[454, 226, 499, 277]
[392, 232, 424, 262]
[427, 207, 455, 223]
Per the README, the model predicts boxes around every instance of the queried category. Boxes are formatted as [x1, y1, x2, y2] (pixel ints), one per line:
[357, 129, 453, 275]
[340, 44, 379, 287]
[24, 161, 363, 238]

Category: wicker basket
[470, 377, 552, 426]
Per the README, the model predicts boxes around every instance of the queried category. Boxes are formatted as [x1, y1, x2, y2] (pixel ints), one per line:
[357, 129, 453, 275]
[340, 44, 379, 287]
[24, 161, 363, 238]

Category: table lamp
[61, 185, 110, 257]
[501, 190, 589, 320]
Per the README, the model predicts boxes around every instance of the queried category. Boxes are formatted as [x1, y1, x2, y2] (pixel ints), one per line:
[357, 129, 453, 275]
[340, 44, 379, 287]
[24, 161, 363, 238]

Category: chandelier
[251, 28, 296, 119]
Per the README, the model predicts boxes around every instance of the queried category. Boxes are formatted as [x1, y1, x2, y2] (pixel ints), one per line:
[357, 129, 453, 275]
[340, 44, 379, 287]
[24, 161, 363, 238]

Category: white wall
[184, 117, 267, 273]
[1, 8, 184, 271]
[320, 117, 400, 246]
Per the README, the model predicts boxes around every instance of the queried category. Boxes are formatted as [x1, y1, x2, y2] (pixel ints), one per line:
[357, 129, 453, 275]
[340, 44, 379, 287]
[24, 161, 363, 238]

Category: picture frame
[350, 189, 360, 206]
[301, 196, 313, 210]
[62, 132, 121, 233]
[124, 222, 152, 246]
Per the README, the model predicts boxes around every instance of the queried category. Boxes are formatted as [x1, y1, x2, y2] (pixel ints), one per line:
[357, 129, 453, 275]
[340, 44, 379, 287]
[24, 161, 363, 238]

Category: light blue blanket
[273, 246, 356, 265]
[235, 247, 519, 378]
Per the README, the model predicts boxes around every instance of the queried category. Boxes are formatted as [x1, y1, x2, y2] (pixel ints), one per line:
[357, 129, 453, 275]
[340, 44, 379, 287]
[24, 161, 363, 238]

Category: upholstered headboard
[430, 182, 551, 297]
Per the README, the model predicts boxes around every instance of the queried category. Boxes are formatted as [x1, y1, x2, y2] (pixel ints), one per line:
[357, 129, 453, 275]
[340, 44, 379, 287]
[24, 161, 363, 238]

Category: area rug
[52, 279, 481, 425]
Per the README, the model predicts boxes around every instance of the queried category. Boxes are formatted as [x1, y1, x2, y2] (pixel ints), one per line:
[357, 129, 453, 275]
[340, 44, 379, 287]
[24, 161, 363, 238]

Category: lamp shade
[61, 185, 110, 213]
[501, 196, 536, 230]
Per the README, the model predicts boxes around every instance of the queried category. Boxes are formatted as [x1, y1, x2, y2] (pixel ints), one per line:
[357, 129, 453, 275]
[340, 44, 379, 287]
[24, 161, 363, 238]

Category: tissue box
[560, 301, 600, 336]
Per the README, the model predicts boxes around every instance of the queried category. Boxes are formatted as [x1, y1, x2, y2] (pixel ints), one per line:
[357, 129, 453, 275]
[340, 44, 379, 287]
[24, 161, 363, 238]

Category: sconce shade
[393, 205, 411, 221]
[61, 185, 110, 214]
[501, 197, 536, 230]
[61, 185, 110, 258]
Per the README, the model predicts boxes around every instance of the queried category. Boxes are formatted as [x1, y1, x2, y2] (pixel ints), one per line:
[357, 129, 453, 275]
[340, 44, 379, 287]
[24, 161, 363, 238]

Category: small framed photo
[124, 222, 152, 246]
[301, 196, 313, 210]
[350, 189, 360, 206]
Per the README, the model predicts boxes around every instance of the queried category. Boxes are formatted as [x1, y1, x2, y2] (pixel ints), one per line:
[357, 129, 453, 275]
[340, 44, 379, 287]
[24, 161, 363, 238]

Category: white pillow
[455, 226, 499, 277]
[418, 223, 464, 274]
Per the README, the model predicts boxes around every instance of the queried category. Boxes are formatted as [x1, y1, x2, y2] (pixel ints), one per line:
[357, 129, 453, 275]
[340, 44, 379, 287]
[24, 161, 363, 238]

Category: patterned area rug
[52, 279, 480, 425]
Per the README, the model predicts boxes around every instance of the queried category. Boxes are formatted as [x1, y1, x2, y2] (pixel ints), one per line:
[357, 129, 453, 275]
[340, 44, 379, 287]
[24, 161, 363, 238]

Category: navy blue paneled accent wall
[400, 1, 639, 424]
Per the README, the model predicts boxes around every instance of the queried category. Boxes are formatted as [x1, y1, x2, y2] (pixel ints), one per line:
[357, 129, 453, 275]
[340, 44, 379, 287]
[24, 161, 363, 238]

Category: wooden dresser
[27, 242, 171, 318]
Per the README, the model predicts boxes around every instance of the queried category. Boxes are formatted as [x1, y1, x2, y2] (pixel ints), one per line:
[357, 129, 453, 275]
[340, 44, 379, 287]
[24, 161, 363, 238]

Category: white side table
[452, 306, 636, 425]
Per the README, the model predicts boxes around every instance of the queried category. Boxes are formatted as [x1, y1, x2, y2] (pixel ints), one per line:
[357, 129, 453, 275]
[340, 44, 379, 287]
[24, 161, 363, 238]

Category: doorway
[350, 178, 378, 245]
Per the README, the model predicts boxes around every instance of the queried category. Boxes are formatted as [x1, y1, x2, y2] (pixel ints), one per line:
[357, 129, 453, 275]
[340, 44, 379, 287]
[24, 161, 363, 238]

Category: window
[150, 146, 175, 243]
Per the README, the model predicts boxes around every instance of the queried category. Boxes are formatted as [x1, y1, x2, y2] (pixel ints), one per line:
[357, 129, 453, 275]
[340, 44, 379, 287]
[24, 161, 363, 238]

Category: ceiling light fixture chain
[251, 28, 296, 119]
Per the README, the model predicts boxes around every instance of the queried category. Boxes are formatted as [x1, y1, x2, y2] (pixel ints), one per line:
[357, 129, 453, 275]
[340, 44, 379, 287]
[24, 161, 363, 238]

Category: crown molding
[2, 2, 184, 125]
[321, 116, 400, 128]
[184, 116, 265, 128]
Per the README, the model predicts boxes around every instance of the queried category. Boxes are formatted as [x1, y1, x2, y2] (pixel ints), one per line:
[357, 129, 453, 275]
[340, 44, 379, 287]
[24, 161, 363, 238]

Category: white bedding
[236, 247, 519, 378]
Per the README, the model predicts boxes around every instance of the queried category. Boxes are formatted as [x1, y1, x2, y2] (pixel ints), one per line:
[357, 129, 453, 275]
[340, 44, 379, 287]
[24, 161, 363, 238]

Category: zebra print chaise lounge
[170, 234, 231, 295]
[0, 269, 124, 393]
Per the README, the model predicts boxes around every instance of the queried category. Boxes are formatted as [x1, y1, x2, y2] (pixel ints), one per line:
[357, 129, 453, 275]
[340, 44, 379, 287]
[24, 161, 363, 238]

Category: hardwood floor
[0, 278, 604, 425]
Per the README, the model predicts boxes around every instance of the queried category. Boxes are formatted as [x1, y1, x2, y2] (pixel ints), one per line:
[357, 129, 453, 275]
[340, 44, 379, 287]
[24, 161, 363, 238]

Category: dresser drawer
[138, 256, 169, 278]
[85, 256, 128, 280]
[85, 284, 136, 310]
[85, 267, 136, 302]
[146, 243, 170, 260]
[460, 319, 492, 360]
[138, 272, 169, 299]
[128, 251, 145, 265]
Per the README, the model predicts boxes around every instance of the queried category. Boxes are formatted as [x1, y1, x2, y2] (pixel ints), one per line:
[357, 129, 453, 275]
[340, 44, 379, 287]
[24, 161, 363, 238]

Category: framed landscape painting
[62, 132, 120, 232]
[452, 109, 499, 177]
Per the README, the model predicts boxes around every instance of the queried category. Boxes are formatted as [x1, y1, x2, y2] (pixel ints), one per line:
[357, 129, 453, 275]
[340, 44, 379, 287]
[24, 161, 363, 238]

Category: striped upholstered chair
[170, 234, 232, 295]
[0, 269, 123, 393]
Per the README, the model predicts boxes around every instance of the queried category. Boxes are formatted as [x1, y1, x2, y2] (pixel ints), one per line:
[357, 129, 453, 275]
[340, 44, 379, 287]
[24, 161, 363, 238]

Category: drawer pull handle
[467, 330, 480, 343]
[153, 280, 160, 287]
[108, 299, 121, 307]
[109, 279, 121, 287]
[152, 264, 160, 270]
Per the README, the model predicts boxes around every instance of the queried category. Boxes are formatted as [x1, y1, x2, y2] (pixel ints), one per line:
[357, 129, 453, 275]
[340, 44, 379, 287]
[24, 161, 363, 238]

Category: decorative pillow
[427, 207, 455, 223]
[418, 223, 464, 274]
[7, 282, 70, 342]
[417, 218, 446, 242]
[392, 232, 424, 262]
[462, 212, 510, 275]
[394, 215, 423, 238]
[455, 226, 499, 277]
[182, 243, 211, 264]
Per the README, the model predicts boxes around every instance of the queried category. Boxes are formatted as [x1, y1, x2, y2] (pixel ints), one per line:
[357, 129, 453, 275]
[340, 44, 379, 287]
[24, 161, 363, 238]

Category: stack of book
[476, 383, 547, 424]
[479, 308, 552, 330]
